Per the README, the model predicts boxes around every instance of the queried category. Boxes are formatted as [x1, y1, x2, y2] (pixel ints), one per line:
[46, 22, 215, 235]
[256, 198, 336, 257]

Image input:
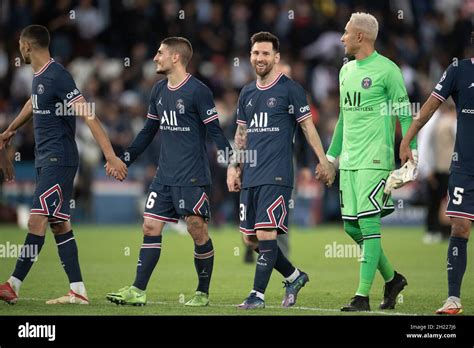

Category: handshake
[104, 156, 128, 181]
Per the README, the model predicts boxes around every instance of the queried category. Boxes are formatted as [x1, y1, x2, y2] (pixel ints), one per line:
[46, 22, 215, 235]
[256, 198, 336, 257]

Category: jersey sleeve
[327, 112, 343, 161]
[431, 63, 457, 103]
[146, 84, 160, 121]
[194, 86, 219, 124]
[385, 64, 417, 150]
[236, 89, 247, 126]
[55, 70, 83, 108]
[288, 82, 312, 123]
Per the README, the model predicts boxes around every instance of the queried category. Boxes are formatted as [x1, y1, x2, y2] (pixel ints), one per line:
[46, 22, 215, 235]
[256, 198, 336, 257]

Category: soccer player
[326, 13, 416, 311]
[400, 56, 474, 314]
[0, 25, 127, 305]
[227, 31, 335, 309]
[105, 37, 231, 307]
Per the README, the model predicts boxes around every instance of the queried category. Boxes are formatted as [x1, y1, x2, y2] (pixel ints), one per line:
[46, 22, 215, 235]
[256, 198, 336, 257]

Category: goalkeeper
[326, 13, 417, 311]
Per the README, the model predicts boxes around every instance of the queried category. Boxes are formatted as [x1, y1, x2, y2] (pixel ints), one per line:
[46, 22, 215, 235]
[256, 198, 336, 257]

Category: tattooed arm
[227, 124, 247, 192]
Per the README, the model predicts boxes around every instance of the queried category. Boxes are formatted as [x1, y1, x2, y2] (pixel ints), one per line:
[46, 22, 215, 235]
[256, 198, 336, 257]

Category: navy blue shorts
[30, 166, 77, 223]
[446, 172, 474, 220]
[143, 180, 210, 223]
[239, 185, 292, 236]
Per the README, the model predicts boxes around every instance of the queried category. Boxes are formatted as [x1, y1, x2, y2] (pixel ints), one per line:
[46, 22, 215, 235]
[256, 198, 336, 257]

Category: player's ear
[275, 52, 281, 64]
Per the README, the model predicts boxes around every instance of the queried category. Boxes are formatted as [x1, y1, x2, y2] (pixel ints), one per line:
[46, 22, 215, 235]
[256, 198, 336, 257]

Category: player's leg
[106, 183, 175, 306]
[341, 169, 405, 311]
[0, 214, 48, 304]
[173, 186, 213, 306]
[45, 221, 89, 304]
[437, 172, 474, 314]
[184, 215, 213, 306]
[437, 217, 471, 314]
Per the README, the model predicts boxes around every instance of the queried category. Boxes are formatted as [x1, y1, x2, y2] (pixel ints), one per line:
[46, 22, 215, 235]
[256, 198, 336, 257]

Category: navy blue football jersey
[236, 73, 312, 188]
[31, 59, 81, 168]
[147, 74, 220, 186]
[431, 58, 474, 175]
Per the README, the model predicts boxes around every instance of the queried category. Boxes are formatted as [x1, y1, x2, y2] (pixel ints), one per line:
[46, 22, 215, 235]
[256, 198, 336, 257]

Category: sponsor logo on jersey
[267, 97, 277, 108]
[468, 83, 474, 89]
[299, 105, 310, 113]
[361, 77, 372, 89]
[206, 107, 217, 115]
[37, 84, 45, 94]
[439, 71, 447, 83]
[248, 112, 279, 133]
[246, 99, 253, 107]
[158, 97, 163, 105]
[461, 109, 474, 114]
[435, 83, 443, 91]
[66, 89, 80, 100]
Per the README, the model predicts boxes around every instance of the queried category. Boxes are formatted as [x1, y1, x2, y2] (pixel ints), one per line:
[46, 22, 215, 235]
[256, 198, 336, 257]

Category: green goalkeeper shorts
[339, 169, 395, 220]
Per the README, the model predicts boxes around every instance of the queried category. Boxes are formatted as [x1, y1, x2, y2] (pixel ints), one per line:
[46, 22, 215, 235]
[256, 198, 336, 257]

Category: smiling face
[153, 44, 175, 75]
[340, 21, 361, 56]
[250, 41, 280, 79]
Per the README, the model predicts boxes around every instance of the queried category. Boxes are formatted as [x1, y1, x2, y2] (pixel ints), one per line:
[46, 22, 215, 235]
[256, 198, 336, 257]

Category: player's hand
[105, 156, 128, 181]
[0, 129, 16, 150]
[0, 150, 14, 182]
[315, 161, 335, 187]
[227, 165, 241, 192]
[399, 140, 413, 165]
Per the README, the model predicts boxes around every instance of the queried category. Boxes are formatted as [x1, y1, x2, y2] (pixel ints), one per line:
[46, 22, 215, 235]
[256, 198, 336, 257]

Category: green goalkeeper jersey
[327, 51, 417, 170]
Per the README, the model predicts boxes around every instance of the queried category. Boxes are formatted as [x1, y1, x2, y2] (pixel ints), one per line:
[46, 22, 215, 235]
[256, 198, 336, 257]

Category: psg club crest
[267, 97, 277, 108]
[37, 84, 45, 94]
[361, 77, 372, 89]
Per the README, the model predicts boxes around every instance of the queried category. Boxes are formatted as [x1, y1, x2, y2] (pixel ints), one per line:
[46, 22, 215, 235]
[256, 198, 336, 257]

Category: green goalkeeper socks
[356, 237, 381, 296]
[344, 220, 394, 282]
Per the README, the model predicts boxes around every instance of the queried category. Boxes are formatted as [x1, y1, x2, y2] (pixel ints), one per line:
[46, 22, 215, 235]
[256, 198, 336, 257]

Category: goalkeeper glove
[384, 150, 418, 194]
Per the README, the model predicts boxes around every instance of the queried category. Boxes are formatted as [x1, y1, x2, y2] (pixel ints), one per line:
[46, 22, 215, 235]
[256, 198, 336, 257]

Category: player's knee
[186, 216, 207, 244]
[50, 221, 71, 235]
[256, 229, 277, 241]
[142, 219, 162, 237]
[451, 219, 471, 239]
[27, 215, 48, 235]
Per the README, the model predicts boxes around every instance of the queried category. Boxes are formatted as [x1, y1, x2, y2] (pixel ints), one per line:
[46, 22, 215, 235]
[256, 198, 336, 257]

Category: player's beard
[253, 61, 274, 79]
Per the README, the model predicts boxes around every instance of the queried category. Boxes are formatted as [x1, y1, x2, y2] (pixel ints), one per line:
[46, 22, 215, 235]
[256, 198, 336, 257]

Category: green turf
[0, 224, 471, 315]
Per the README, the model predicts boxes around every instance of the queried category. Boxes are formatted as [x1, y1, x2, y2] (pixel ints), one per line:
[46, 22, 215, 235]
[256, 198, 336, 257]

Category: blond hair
[349, 12, 379, 42]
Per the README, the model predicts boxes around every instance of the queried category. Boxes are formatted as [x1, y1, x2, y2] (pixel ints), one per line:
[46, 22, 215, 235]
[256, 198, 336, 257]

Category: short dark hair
[161, 37, 193, 66]
[20, 25, 50, 48]
[250, 31, 280, 52]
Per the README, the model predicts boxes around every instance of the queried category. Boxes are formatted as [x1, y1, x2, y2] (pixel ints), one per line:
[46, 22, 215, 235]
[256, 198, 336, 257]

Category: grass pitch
[0, 224, 472, 316]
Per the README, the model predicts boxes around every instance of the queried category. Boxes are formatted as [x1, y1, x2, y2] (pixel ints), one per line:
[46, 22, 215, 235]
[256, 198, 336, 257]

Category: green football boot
[184, 291, 209, 307]
[106, 286, 147, 306]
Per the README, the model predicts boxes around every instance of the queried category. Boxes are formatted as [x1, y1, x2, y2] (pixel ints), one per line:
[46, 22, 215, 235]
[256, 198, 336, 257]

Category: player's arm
[0, 148, 14, 181]
[121, 117, 160, 167]
[227, 90, 247, 192]
[299, 117, 335, 186]
[399, 96, 442, 164]
[71, 97, 127, 181]
[0, 98, 33, 149]
[326, 111, 343, 163]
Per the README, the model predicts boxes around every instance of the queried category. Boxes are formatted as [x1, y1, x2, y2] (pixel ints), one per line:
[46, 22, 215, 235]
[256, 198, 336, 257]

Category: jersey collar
[356, 51, 378, 67]
[34, 58, 54, 77]
[167, 73, 192, 91]
[256, 72, 283, 90]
